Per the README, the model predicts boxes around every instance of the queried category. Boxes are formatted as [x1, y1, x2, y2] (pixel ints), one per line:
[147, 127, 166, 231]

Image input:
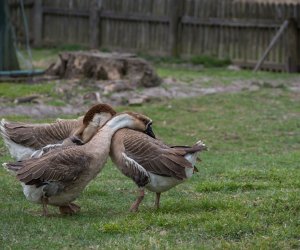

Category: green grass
[157, 66, 299, 86]
[0, 61, 300, 249]
[139, 54, 231, 67]
[0, 82, 56, 99]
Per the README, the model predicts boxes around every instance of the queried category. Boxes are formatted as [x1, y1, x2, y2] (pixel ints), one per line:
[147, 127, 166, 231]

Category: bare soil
[1, 72, 299, 118]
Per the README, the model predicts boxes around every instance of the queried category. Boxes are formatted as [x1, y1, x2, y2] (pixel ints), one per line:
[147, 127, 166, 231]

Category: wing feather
[6, 146, 91, 185]
[2, 119, 81, 149]
[117, 129, 192, 180]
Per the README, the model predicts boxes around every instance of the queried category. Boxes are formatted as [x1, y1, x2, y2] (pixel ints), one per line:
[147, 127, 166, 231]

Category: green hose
[0, 69, 45, 77]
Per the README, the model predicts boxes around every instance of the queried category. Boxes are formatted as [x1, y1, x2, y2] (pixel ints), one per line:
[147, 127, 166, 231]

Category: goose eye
[70, 136, 84, 145]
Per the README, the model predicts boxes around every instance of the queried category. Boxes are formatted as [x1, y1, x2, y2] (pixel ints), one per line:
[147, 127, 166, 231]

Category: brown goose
[30, 104, 117, 158]
[110, 129, 207, 211]
[0, 104, 116, 160]
[3, 111, 155, 216]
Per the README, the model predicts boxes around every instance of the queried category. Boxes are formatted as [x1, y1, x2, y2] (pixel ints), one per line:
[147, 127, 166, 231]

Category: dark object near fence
[0, 0, 20, 71]
[46, 51, 162, 88]
[9, 0, 300, 72]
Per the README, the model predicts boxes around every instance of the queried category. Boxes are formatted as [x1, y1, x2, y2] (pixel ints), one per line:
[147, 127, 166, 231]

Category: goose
[30, 104, 117, 158]
[109, 129, 207, 212]
[0, 104, 116, 160]
[3, 111, 155, 216]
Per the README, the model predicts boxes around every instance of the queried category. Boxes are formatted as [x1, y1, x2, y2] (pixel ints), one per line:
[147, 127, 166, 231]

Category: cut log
[46, 51, 161, 88]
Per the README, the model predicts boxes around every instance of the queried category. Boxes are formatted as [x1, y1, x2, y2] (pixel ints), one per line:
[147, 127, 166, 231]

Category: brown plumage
[0, 103, 117, 160]
[4, 111, 154, 216]
[15, 147, 91, 186]
[110, 129, 207, 211]
[83, 103, 116, 125]
[1, 118, 81, 149]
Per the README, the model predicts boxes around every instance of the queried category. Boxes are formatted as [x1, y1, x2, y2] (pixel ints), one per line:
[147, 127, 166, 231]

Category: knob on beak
[145, 124, 156, 139]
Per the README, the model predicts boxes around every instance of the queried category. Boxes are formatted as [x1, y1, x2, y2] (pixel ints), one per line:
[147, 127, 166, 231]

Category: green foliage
[190, 55, 231, 67]
[0, 82, 56, 99]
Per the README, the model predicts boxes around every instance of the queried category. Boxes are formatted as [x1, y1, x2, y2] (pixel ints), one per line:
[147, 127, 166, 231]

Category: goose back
[1, 118, 82, 149]
[110, 128, 193, 181]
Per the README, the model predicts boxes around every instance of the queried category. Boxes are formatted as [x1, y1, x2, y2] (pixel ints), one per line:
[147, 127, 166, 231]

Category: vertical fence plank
[89, 0, 102, 49]
[285, 18, 299, 72]
[33, 0, 43, 46]
[168, 0, 183, 56]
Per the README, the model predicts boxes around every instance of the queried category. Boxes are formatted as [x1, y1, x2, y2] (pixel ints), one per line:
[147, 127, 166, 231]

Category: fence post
[168, 0, 183, 57]
[89, 0, 102, 49]
[33, 0, 42, 47]
[285, 18, 299, 73]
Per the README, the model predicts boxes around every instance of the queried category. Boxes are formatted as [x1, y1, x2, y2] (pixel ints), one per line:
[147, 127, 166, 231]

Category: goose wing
[5, 146, 91, 185]
[116, 129, 192, 180]
[1, 119, 81, 149]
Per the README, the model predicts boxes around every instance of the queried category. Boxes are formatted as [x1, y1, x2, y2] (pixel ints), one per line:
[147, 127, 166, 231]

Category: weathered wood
[168, 0, 183, 56]
[101, 10, 169, 23]
[46, 51, 162, 88]
[43, 7, 89, 17]
[33, 0, 43, 47]
[89, 0, 101, 49]
[254, 19, 289, 72]
[285, 18, 299, 72]
[14, 95, 41, 104]
[181, 16, 283, 28]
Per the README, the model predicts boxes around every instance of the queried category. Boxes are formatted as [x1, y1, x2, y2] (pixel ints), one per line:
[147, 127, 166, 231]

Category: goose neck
[106, 115, 133, 134]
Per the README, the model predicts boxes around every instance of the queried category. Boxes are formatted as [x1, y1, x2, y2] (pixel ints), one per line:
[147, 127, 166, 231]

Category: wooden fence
[9, 0, 300, 72]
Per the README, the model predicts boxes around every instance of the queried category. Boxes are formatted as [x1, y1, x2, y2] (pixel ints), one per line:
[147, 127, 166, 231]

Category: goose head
[107, 111, 156, 138]
[72, 103, 117, 144]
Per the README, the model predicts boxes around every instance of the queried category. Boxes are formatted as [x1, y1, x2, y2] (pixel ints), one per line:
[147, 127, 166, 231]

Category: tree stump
[46, 51, 161, 88]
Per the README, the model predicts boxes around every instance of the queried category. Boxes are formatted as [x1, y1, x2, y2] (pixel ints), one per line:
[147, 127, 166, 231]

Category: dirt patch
[0, 104, 81, 118]
[1, 71, 299, 118]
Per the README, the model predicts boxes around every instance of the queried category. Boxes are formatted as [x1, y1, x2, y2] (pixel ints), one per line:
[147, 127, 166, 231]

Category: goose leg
[130, 188, 145, 212]
[155, 192, 161, 209]
[59, 203, 81, 215]
[69, 203, 81, 213]
[41, 197, 49, 217]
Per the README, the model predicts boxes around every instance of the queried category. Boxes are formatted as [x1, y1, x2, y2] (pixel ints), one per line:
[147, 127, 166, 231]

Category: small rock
[83, 92, 102, 102]
[103, 80, 133, 94]
[164, 77, 177, 85]
[14, 95, 41, 104]
[227, 65, 241, 71]
[128, 96, 149, 106]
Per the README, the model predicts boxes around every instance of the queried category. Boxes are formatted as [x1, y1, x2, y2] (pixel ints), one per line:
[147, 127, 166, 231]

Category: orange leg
[130, 188, 145, 212]
[41, 197, 49, 217]
[59, 203, 81, 215]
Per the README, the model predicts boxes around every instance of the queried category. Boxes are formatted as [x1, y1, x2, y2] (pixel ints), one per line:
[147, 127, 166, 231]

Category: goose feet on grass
[42, 197, 49, 217]
[59, 203, 81, 215]
[129, 188, 145, 212]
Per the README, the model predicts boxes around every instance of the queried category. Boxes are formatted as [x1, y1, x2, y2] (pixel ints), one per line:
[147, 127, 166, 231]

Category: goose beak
[145, 123, 156, 139]
[70, 136, 85, 145]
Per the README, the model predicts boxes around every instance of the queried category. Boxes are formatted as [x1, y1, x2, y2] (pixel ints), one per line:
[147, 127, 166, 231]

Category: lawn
[0, 53, 299, 249]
